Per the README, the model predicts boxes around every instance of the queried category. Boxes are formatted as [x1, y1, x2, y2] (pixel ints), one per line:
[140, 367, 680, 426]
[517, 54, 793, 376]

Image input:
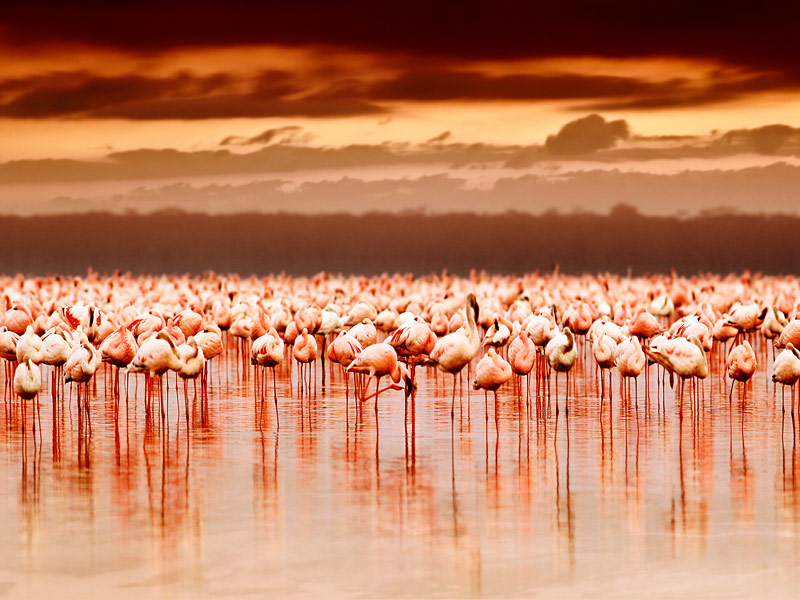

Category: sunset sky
[3, 1, 800, 215]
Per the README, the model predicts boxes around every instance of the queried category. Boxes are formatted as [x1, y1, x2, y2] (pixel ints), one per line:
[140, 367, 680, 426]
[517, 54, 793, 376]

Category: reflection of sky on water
[1, 339, 799, 598]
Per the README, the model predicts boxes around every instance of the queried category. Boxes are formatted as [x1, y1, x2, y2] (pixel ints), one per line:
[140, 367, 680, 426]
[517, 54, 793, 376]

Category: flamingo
[388, 315, 436, 403]
[525, 305, 558, 395]
[482, 316, 512, 353]
[346, 343, 411, 418]
[627, 309, 665, 340]
[294, 305, 322, 334]
[292, 328, 318, 395]
[615, 336, 645, 400]
[0, 326, 20, 398]
[251, 327, 284, 425]
[642, 335, 708, 404]
[772, 344, 800, 417]
[99, 324, 138, 402]
[174, 304, 205, 338]
[41, 327, 72, 403]
[14, 359, 41, 440]
[16, 326, 45, 364]
[777, 318, 800, 349]
[592, 332, 617, 403]
[194, 326, 223, 394]
[508, 331, 536, 403]
[1, 303, 33, 335]
[318, 306, 344, 383]
[545, 326, 577, 413]
[472, 348, 512, 423]
[64, 341, 101, 430]
[429, 293, 480, 417]
[726, 302, 766, 338]
[327, 330, 363, 407]
[761, 306, 788, 341]
[374, 308, 399, 333]
[726, 340, 756, 403]
[177, 336, 205, 423]
[349, 318, 378, 348]
[129, 331, 183, 419]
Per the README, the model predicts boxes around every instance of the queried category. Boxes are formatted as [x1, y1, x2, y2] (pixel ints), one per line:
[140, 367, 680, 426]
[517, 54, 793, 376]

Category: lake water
[1, 336, 799, 598]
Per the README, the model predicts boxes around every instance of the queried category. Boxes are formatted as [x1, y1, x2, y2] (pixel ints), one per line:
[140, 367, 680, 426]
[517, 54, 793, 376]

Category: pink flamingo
[327, 330, 363, 407]
[293, 328, 318, 396]
[129, 331, 183, 419]
[346, 343, 411, 419]
[472, 347, 512, 423]
[99, 324, 138, 402]
[430, 293, 480, 417]
[508, 331, 536, 403]
[64, 341, 101, 431]
[726, 340, 756, 403]
[251, 327, 284, 426]
[615, 336, 645, 401]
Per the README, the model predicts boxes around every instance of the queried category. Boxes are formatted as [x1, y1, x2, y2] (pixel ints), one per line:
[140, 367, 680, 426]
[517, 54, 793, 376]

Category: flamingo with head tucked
[726, 340, 756, 403]
[251, 327, 284, 426]
[14, 359, 41, 441]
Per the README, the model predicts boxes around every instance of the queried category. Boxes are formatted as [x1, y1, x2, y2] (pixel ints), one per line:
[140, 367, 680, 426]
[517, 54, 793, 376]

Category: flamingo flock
[1, 270, 800, 446]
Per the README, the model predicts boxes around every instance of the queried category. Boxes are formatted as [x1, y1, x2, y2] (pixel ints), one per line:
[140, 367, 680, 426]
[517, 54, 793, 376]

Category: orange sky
[3, 2, 800, 214]
[4, 44, 800, 160]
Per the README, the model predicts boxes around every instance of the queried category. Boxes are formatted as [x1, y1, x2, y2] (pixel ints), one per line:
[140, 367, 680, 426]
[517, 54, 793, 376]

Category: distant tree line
[0, 206, 794, 276]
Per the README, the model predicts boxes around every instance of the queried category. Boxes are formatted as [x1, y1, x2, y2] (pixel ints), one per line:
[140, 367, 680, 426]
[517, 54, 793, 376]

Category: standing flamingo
[545, 326, 577, 413]
[293, 328, 318, 396]
[726, 340, 756, 403]
[592, 332, 617, 404]
[615, 336, 646, 401]
[99, 324, 138, 403]
[177, 336, 205, 423]
[251, 327, 284, 426]
[388, 315, 436, 402]
[429, 293, 480, 417]
[129, 331, 183, 419]
[327, 330, 363, 409]
[14, 359, 41, 440]
[346, 343, 411, 419]
[772, 344, 800, 417]
[643, 336, 708, 405]
[473, 348, 512, 424]
[64, 341, 101, 431]
[508, 331, 536, 403]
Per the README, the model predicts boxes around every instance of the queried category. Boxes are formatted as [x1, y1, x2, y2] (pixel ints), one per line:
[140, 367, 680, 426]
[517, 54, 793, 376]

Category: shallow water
[2, 337, 800, 598]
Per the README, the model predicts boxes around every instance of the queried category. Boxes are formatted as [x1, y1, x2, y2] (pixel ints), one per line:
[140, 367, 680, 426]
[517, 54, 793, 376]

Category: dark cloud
[0, 71, 216, 118]
[2, 1, 800, 80]
[544, 114, 630, 155]
[368, 70, 672, 101]
[219, 135, 245, 146]
[581, 72, 800, 111]
[6, 116, 800, 185]
[0, 142, 522, 184]
[425, 131, 453, 144]
[366, 68, 800, 110]
[1, 65, 798, 122]
[718, 124, 800, 154]
[220, 125, 310, 147]
[0, 70, 383, 119]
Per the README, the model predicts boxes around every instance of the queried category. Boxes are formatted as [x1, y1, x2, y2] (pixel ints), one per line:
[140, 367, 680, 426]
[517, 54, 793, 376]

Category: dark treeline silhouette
[0, 205, 795, 276]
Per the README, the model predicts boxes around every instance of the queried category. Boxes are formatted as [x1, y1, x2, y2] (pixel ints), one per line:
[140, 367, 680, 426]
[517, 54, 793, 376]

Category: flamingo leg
[450, 373, 457, 418]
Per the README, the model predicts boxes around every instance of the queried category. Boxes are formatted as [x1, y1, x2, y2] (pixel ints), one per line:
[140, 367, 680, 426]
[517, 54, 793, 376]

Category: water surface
[1, 339, 799, 598]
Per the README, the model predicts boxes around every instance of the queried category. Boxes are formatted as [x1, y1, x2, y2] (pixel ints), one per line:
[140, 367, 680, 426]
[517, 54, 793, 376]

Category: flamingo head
[466, 293, 479, 322]
[398, 362, 414, 398]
